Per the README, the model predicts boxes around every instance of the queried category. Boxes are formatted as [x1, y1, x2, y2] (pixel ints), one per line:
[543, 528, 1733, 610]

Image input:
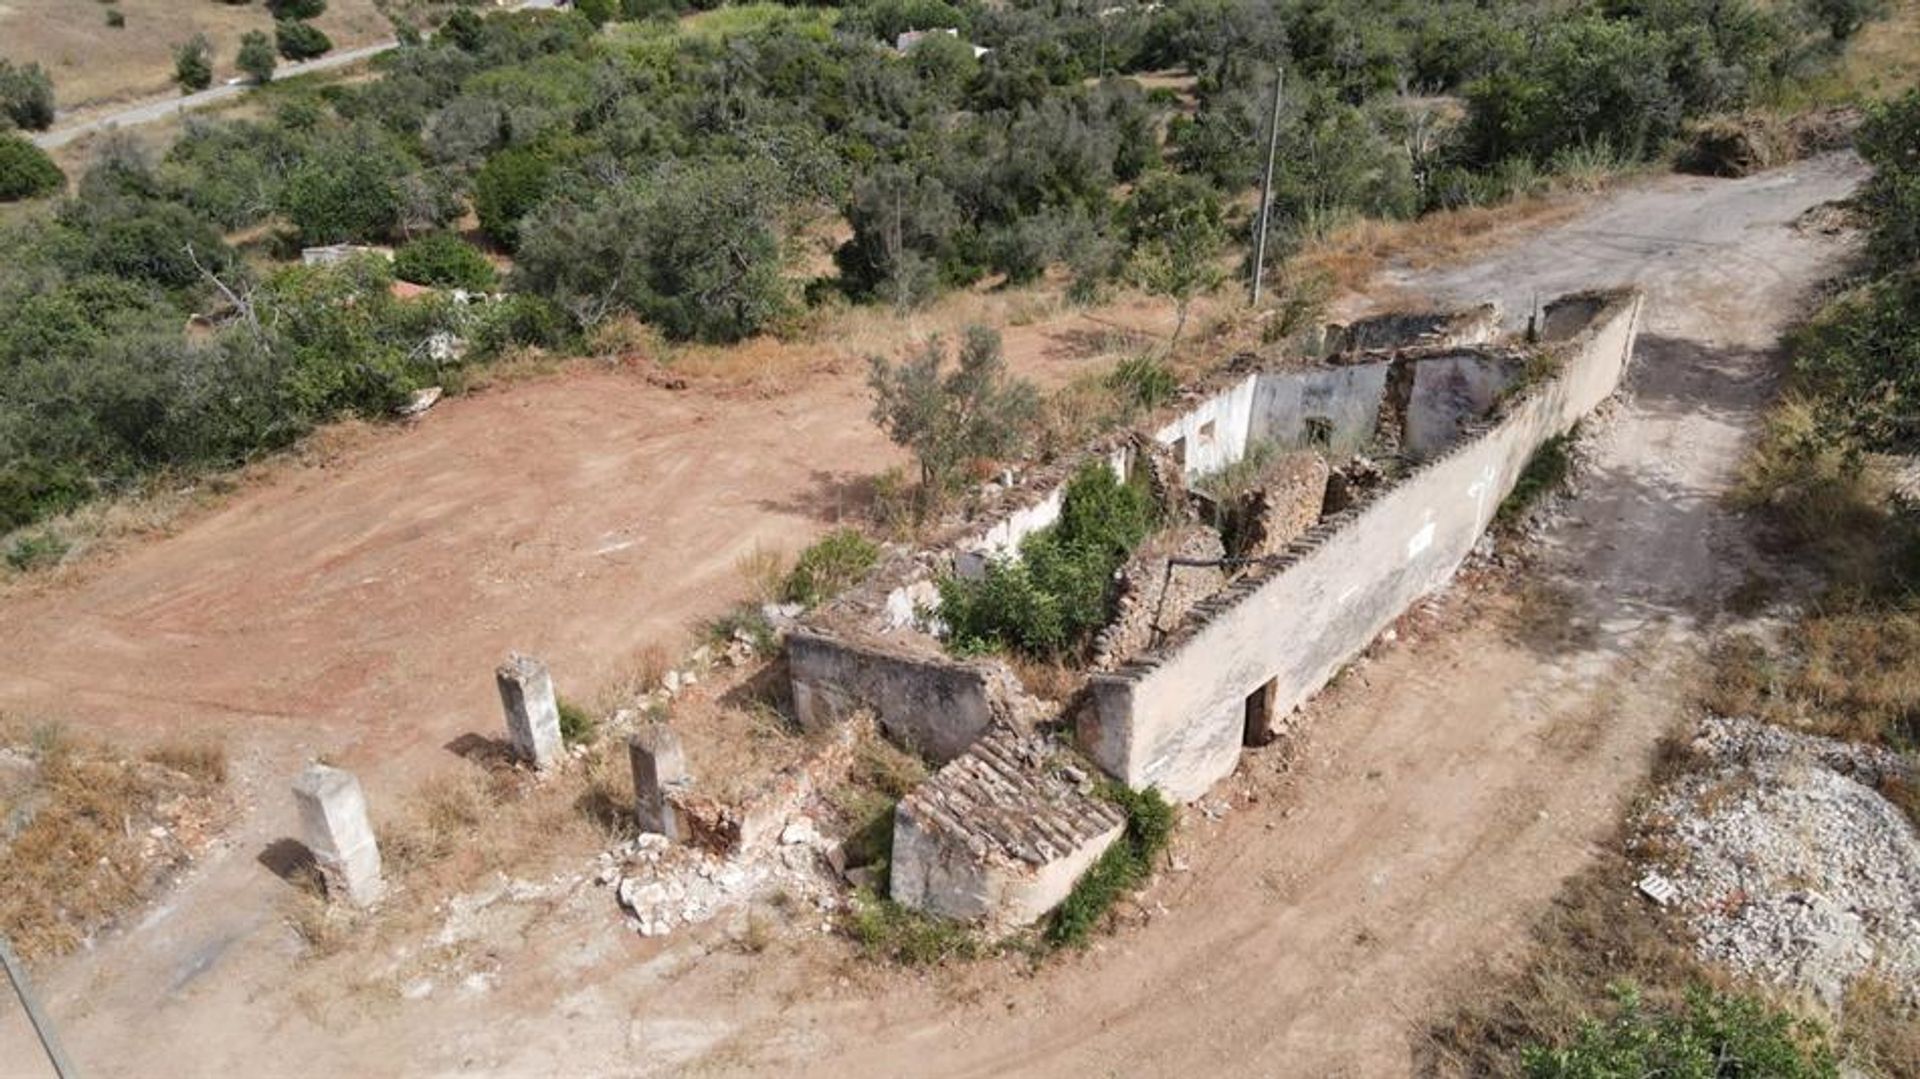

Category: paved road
[29, 0, 566, 151]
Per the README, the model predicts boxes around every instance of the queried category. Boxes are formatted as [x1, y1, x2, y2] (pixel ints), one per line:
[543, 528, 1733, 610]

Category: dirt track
[0, 155, 1865, 1077]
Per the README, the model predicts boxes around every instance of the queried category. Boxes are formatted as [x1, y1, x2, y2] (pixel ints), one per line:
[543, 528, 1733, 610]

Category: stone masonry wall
[1090, 525, 1228, 672]
[1234, 452, 1330, 558]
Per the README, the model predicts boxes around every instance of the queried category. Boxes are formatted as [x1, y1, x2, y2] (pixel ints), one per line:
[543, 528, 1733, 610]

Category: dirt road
[0, 155, 1864, 1077]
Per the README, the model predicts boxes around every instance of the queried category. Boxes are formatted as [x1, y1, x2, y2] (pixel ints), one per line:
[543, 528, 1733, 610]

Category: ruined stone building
[782, 289, 1643, 928]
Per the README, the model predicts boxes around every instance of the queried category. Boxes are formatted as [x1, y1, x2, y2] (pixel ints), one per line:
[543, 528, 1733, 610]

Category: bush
[1105, 354, 1178, 412]
[939, 462, 1153, 660]
[106, 8, 125, 28]
[1521, 984, 1837, 1078]
[556, 698, 596, 745]
[1047, 783, 1174, 946]
[173, 35, 213, 94]
[0, 59, 56, 131]
[276, 20, 334, 61]
[0, 134, 63, 201]
[1790, 270, 1920, 452]
[784, 528, 880, 606]
[867, 325, 1040, 497]
[267, 0, 327, 18]
[394, 232, 497, 290]
[238, 30, 277, 84]
[474, 142, 563, 250]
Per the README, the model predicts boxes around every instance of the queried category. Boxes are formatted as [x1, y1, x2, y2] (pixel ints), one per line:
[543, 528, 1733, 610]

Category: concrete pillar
[496, 653, 562, 768]
[291, 764, 384, 907]
[628, 726, 690, 842]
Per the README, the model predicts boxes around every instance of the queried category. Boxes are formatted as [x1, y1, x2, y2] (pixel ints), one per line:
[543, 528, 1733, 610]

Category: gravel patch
[1636, 715, 1920, 1008]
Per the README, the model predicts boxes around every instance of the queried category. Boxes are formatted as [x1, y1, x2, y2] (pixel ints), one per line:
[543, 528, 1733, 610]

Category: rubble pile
[1637, 715, 1920, 1006]
[605, 822, 841, 938]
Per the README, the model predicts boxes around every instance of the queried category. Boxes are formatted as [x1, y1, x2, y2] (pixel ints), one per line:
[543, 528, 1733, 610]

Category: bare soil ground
[0, 0, 390, 117]
[0, 155, 1865, 1076]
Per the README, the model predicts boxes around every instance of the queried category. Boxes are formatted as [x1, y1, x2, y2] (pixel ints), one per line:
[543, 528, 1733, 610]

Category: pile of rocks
[604, 820, 840, 939]
[1637, 715, 1920, 1007]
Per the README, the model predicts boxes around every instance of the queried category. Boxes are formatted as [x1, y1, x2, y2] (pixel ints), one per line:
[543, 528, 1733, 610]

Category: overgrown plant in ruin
[939, 461, 1156, 660]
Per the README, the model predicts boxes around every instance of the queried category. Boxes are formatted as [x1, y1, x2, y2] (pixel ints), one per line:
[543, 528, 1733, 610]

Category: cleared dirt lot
[0, 156, 1865, 1076]
[0, 0, 390, 116]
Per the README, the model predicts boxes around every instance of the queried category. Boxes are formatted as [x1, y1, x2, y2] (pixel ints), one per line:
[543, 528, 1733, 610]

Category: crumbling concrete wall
[1249, 364, 1391, 457]
[1080, 289, 1642, 800]
[891, 726, 1126, 932]
[1090, 525, 1228, 671]
[1325, 302, 1502, 354]
[1403, 352, 1527, 458]
[1153, 374, 1259, 479]
[787, 632, 997, 762]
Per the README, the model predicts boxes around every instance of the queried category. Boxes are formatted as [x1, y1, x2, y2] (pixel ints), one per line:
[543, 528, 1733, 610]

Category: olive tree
[866, 325, 1040, 498]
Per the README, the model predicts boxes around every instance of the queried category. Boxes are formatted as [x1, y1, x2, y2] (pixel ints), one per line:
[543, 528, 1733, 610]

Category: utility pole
[0, 937, 78, 1078]
[1249, 65, 1285, 307]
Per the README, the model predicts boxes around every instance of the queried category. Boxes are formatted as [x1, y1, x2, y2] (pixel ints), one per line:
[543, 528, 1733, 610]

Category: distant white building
[894, 28, 990, 58]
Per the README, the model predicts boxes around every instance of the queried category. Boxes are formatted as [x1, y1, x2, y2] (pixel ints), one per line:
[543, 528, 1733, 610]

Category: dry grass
[1703, 616, 1920, 750]
[1719, 397, 1920, 755]
[0, 722, 227, 962]
[1421, 844, 1714, 1076]
[143, 738, 229, 785]
[1295, 195, 1587, 304]
[1787, 0, 1920, 104]
[735, 543, 790, 605]
[0, 0, 392, 116]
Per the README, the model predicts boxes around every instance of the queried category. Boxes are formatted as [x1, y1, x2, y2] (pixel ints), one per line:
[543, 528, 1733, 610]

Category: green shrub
[0, 59, 56, 131]
[105, 8, 125, 28]
[0, 134, 63, 201]
[556, 698, 596, 745]
[394, 232, 497, 290]
[173, 34, 213, 94]
[784, 528, 879, 606]
[474, 143, 562, 250]
[267, 0, 327, 18]
[1047, 783, 1174, 946]
[1522, 984, 1837, 1078]
[4, 531, 70, 573]
[237, 30, 277, 84]
[1105, 354, 1178, 413]
[940, 462, 1153, 660]
[276, 20, 334, 61]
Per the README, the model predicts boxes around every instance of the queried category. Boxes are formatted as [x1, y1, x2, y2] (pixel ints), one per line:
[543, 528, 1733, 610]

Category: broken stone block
[495, 653, 562, 769]
[890, 727, 1127, 933]
[628, 726, 690, 842]
[291, 764, 384, 907]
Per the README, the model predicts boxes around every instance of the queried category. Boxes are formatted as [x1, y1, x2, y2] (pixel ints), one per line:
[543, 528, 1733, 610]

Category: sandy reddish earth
[0, 155, 1866, 1077]
[0, 302, 1169, 790]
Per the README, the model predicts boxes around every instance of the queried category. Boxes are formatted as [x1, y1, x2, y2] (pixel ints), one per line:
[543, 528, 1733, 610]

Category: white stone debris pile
[605, 823, 840, 939]
[1636, 714, 1920, 1008]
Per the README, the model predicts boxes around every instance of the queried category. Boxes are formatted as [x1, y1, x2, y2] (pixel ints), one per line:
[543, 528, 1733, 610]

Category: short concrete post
[291, 764, 384, 907]
[496, 653, 562, 768]
[628, 726, 690, 842]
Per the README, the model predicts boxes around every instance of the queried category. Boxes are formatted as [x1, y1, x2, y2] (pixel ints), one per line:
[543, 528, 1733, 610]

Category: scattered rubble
[1636, 715, 1920, 1008]
[607, 826, 840, 939]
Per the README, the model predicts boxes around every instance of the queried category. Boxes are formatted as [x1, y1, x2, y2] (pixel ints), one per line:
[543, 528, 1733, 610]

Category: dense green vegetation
[0, 0, 1891, 538]
[940, 461, 1155, 660]
[0, 134, 62, 201]
[1788, 90, 1920, 452]
[1524, 986, 1837, 1078]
